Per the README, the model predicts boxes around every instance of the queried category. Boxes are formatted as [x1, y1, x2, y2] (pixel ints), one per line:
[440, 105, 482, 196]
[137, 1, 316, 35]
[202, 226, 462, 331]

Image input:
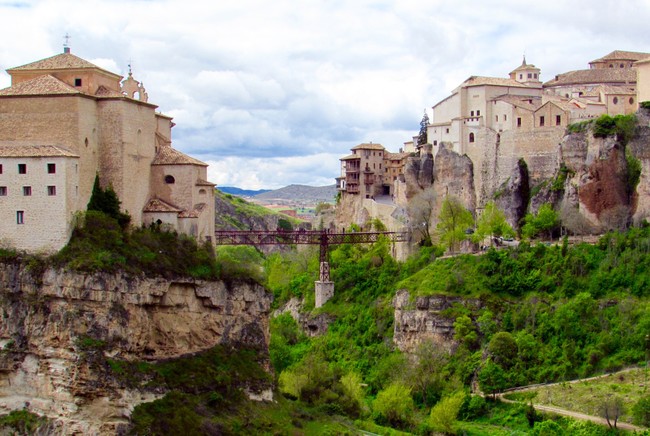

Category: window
[0, 164, 2, 174]
[199, 188, 206, 195]
[445, 128, 449, 134]
[470, 110, 474, 116]
[433, 140, 438, 145]
[16, 211, 24, 224]
[556, 115, 561, 126]
[613, 97, 618, 105]
[539, 116, 545, 127]
[504, 114, 507, 121]
[75, 78, 82, 86]
[47, 186, 56, 196]
[534, 73, 538, 79]
[23, 186, 31, 196]
[164, 175, 175, 184]
[519, 74, 523, 79]
[495, 115, 498, 122]
[0, 186, 6, 196]
[47, 163, 56, 174]
[517, 117, 522, 127]
[630, 97, 635, 105]
[18, 164, 26, 174]
[477, 110, 480, 116]
[527, 73, 532, 78]
[469, 133, 475, 143]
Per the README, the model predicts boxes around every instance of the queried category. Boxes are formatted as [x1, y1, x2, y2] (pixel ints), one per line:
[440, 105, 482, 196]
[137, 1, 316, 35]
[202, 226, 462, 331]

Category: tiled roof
[0, 75, 81, 96]
[544, 69, 636, 87]
[590, 50, 650, 63]
[351, 143, 385, 151]
[142, 198, 182, 213]
[151, 146, 207, 166]
[461, 76, 538, 88]
[340, 154, 359, 160]
[196, 178, 216, 186]
[8, 52, 120, 78]
[0, 143, 79, 157]
[491, 94, 541, 110]
[384, 152, 410, 160]
[95, 85, 123, 97]
[178, 203, 206, 219]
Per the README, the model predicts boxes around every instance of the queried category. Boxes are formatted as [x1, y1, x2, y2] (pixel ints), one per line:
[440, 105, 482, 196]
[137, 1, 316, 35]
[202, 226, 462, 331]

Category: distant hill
[253, 184, 337, 204]
[218, 187, 272, 197]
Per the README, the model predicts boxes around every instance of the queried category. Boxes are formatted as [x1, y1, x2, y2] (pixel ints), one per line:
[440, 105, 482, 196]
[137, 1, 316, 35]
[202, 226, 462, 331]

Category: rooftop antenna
[63, 33, 71, 54]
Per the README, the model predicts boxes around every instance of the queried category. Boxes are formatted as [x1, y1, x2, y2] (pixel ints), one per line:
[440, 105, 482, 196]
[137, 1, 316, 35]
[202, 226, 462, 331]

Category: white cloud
[0, 0, 648, 188]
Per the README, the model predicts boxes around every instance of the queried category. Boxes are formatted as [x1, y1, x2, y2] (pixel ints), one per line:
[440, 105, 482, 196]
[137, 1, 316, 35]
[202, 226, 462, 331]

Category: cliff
[0, 262, 272, 434]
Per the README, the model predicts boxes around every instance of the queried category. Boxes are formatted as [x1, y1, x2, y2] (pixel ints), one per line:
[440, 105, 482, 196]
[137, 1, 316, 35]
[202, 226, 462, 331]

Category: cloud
[0, 0, 648, 188]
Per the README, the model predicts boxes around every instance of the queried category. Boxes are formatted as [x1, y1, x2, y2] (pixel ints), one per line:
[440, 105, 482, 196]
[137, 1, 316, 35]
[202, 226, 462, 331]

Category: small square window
[47, 163, 56, 174]
[18, 164, 26, 174]
[0, 186, 6, 196]
[16, 211, 24, 224]
[74, 78, 82, 86]
[23, 186, 32, 196]
[0, 164, 3, 174]
[47, 186, 56, 196]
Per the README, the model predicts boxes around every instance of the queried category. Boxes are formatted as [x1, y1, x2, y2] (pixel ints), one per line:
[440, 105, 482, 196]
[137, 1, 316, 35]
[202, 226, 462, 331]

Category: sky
[0, 0, 649, 189]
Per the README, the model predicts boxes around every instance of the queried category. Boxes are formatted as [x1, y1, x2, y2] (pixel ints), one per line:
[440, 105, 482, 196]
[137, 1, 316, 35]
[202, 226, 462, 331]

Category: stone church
[0, 47, 215, 253]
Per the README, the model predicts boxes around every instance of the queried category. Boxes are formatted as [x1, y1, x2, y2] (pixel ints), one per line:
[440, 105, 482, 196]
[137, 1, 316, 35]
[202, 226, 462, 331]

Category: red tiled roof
[351, 143, 385, 151]
[196, 178, 216, 186]
[0, 143, 79, 157]
[0, 75, 81, 96]
[142, 198, 182, 213]
[8, 52, 120, 78]
[544, 69, 636, 87]
[151, 146, 207, 166]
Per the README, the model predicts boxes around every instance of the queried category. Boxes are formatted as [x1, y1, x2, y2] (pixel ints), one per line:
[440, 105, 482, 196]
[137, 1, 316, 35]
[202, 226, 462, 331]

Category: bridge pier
[315, 280, 334, 308]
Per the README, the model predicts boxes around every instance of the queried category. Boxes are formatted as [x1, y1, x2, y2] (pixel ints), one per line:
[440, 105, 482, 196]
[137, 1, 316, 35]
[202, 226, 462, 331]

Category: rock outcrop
[393, 290, 482, 353]
[0, 263, 272, 434]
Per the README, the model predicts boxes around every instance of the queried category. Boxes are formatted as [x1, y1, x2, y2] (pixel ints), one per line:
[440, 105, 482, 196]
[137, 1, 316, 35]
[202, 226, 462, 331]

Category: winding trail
[495, 367, 647, 432]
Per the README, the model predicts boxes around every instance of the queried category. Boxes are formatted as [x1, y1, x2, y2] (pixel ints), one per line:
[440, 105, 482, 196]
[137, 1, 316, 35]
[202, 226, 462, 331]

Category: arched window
[199, 188, 206, 195]
[164, 175, 175, 184]
[469, 132, 475, 143]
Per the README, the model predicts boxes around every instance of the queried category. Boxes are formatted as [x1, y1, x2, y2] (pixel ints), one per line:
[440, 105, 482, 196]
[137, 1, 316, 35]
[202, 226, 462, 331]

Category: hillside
[217, 186, 272, 197]
[214, 189, 303, 231]
[252, 184, 337, 205]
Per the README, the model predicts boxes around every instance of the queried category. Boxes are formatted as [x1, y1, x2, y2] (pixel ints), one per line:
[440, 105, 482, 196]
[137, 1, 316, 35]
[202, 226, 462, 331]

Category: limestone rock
[433, 144, 476, 211]
[0, 263, 273, 434]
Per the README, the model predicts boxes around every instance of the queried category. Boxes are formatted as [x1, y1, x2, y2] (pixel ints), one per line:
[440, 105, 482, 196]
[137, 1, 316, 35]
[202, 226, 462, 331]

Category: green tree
[632, 395, 650, 426]
[372, 382, 414, 427]
[87, 174, 131, 228]
[522, 203, 559, 240]
[453, 315, 478, 350]
[429, 390, 466, 435]
[478, 360, 507, 399]
[437, 196, 474, 253]
[599, 395, 625, 429]
[487, 331, 518, 369]
[474, 201, 514, 245]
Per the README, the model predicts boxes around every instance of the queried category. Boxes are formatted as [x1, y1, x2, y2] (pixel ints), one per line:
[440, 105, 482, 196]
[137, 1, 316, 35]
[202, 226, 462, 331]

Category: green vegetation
[473, 201, 514, 244]
[521, 203, 560, 240]
[0, 410, 48, 435]
[551, 163, 574, 192]
[640, 101, 650, 110]
[262, 224, 650, 433]
[436, 196, 474, 252]
[215, 189, 301, 230]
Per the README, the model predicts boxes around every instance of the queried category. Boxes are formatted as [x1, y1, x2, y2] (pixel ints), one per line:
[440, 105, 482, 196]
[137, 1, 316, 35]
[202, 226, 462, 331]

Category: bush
[632, 395, 650, 426]
[372, 382, 414, 427]
[429, 391, 466, 434]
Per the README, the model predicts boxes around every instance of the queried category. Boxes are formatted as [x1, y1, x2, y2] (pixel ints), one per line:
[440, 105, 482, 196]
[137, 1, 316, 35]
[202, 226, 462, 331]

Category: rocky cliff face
[0, 263, 272, 434]
[393, 290, 481, 353]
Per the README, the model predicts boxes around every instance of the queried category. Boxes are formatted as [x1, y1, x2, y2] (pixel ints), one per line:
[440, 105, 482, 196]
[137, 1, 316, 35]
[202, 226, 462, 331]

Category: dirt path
[495, 367, 647, 432]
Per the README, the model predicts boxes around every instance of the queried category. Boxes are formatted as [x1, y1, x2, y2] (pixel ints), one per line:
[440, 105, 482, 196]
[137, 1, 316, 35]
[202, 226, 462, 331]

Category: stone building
[336, 142, 409, 198]
[0, 48, 215, 253]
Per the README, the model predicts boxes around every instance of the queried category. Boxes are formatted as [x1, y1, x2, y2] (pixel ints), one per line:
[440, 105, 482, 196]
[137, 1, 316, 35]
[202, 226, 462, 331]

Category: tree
[437, 196, 474, 253]
[453, 315, 478, 350]
[408, 189, 437, 246]
[87, 174, 131, 228]
[522, 203, 559, 240]
[474, 201, 514, 245]
[417, 110, 429, 146]
[478, 360, 507, 399]
[487, 332, 518, 369]
[599, 395, 625, 429]
[372, 382, 415, 427]
[632, 395, 650, 426]
[429, 391, 466, 435]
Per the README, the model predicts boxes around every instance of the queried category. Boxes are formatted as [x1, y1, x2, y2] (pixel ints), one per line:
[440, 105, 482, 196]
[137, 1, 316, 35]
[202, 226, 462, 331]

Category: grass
[507, 368, 649, 425]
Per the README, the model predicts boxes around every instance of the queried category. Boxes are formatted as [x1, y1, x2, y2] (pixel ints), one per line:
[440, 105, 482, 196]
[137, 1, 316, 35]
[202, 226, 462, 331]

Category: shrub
[429, 391, 466, 434]
[372, 382, 414, 427]
[632, 395, 650, 426]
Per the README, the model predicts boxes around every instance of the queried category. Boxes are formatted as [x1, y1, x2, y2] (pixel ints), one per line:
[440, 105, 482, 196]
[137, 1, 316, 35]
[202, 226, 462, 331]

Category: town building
[0, 47, 215, 253]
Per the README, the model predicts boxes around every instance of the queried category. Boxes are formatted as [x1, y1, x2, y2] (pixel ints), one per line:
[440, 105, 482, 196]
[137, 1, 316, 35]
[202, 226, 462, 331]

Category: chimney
[64, 47, 70, 54]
